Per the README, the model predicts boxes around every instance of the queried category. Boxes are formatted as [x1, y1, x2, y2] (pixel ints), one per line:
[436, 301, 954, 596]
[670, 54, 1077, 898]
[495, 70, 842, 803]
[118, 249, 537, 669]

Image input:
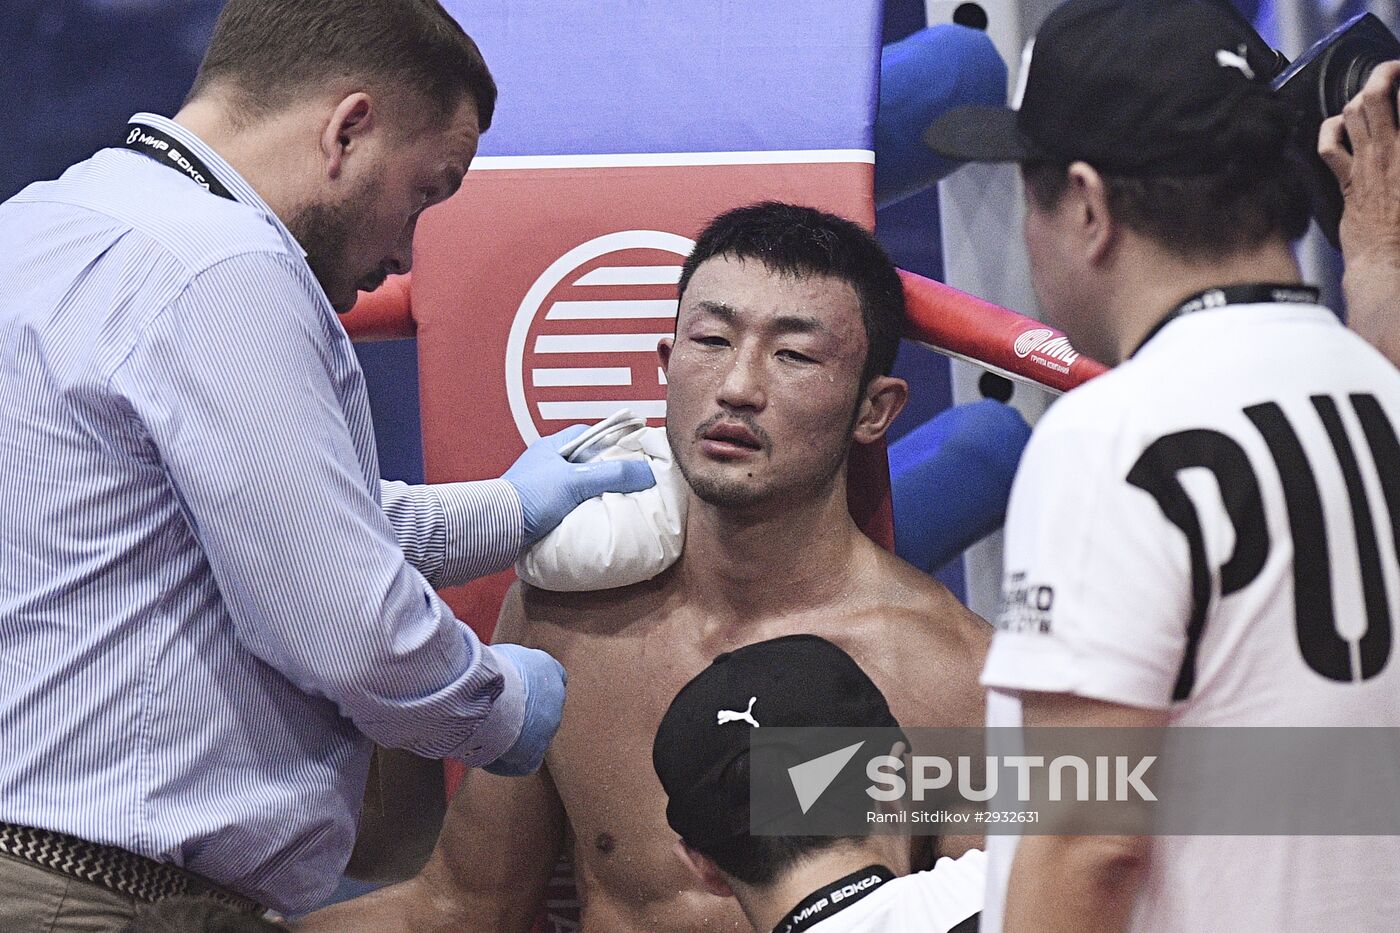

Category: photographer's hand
[1320, 60, 1400, 366]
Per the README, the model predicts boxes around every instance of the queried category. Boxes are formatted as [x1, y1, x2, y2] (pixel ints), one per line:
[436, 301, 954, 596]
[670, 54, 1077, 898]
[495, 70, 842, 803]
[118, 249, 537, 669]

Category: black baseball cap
[652, 634, 902, 849]
[924, 0, 1279, 175]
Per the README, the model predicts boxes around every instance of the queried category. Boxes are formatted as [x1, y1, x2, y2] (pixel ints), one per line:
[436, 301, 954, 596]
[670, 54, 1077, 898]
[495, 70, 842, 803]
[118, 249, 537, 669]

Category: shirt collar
[127, 113, 308, 259]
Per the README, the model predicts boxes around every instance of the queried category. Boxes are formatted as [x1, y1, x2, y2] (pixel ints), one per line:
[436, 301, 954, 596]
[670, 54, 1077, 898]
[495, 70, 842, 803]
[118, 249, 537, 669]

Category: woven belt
[0, 821, 264, 915]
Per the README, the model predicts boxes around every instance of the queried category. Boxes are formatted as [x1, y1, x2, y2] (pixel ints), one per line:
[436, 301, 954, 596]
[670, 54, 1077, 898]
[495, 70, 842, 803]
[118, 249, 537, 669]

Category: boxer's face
[661, 255, 869, 511]
[293, 92, 478, 312]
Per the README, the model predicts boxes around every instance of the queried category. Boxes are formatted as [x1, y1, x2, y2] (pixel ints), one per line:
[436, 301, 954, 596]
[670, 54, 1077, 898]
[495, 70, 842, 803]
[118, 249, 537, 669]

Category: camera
[1202, 3, 1400, 246]
[1271, 14, 1400, 246]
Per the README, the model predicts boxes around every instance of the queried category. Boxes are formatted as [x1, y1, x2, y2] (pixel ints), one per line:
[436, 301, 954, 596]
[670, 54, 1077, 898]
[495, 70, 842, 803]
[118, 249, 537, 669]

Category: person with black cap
[653, 635, 984, 933]
[925, 0, 1400, 931]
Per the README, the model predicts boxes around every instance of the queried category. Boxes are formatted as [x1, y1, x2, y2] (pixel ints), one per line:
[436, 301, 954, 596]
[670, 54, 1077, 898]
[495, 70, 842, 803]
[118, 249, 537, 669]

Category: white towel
[517, 415, 687, 592]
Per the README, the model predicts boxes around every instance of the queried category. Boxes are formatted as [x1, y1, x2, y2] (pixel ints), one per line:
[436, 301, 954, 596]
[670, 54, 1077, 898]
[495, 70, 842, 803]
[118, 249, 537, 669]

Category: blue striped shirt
[0, 113, 529, 913]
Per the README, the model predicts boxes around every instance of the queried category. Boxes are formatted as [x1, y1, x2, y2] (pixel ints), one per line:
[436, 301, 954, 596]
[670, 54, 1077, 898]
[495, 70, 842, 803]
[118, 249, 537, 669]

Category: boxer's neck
[680, 476, 868, 620]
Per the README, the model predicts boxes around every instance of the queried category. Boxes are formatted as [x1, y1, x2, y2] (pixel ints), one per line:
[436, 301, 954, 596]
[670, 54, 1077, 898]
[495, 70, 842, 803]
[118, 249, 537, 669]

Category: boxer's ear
[657, 337, 674, 370]
[851, 375, 908, 445]
[674, 839, 734, 899]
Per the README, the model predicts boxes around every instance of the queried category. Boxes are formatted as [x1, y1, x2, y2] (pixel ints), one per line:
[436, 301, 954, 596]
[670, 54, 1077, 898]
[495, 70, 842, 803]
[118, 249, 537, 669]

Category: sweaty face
[663, 256, 869, 512]
[293, 96, 480, 313]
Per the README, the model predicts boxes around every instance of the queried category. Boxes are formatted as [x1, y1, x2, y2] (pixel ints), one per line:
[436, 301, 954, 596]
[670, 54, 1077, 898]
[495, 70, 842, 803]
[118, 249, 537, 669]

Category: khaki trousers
[0, 852, 139, 933]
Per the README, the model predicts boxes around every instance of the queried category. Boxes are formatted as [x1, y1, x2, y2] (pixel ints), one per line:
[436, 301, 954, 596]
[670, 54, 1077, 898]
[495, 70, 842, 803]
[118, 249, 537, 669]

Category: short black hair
[188, 0, 497, 131]
[121, 898, 283, 932]
[677, 202, 906, 387]
[1021, 96, 1310, 260]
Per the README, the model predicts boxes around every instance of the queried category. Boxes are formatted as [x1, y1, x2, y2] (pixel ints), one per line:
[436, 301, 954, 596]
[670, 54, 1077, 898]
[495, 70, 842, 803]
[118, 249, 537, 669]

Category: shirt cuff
[433, 479, 525, 587]
[452, 643, 527, 767]
[981, 634, 1172, 711]
[980, 634, 1082, 694]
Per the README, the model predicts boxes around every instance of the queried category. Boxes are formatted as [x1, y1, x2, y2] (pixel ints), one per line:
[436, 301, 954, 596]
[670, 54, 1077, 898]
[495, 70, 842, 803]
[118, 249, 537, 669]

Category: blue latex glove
[483, 643, 567, 777]
[503, 424, 657, 548]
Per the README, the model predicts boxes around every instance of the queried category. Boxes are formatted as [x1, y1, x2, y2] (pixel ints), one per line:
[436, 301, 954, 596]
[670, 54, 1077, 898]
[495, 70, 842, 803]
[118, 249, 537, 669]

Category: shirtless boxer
[302, 202, 989, 932]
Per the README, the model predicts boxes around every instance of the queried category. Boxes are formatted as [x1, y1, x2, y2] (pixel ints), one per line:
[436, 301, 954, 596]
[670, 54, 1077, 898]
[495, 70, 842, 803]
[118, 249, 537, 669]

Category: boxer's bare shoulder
[847, 540, 991, 730]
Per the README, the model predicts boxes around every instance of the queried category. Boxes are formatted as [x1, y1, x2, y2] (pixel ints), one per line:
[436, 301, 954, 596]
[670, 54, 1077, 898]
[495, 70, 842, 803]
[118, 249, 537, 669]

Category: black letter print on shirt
[1127, 395, 1398, 697]
[1245, 397, 1397, 683]
[1127, 430, 1269, 701]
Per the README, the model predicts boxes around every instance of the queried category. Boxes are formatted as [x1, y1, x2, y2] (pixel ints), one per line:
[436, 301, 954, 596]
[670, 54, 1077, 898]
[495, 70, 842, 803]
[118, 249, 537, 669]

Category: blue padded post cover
[875, 24, 1007, 207]
[889, 399, 1031, 573]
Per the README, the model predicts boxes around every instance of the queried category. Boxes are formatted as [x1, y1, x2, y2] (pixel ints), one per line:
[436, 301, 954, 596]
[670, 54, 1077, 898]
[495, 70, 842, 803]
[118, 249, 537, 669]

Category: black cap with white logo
[923, 0, 1280, 175]
[652, 634, 902, 849]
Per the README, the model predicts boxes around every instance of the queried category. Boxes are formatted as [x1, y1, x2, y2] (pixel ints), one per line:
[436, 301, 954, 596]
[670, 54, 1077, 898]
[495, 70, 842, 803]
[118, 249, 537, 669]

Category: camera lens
[1331, 51, 1382, 112]
[1271, 12, 1400, 247]
[1318, 17, 1400, 116]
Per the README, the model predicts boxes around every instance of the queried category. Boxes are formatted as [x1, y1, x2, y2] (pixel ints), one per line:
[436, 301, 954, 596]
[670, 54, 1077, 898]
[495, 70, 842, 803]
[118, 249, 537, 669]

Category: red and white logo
[505, 230, 696, 444]
[1012, 327, 1082, 375]
[1014, 328, 1054, 359]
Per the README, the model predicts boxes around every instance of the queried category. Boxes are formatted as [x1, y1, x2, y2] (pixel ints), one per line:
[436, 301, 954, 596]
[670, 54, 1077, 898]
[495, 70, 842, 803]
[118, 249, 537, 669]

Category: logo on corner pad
[506, 230, 695, 445]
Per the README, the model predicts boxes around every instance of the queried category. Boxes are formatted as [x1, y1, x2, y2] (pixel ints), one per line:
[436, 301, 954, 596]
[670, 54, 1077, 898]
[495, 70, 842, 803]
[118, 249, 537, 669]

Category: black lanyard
[772, 865, 895, 933]
[122, 122, 234, 202]
[1132, 282, 1322, 358]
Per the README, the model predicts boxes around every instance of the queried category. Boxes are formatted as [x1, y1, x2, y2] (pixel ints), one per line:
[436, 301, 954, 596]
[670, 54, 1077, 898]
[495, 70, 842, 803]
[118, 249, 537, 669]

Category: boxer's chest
[539, 608, 735, 910]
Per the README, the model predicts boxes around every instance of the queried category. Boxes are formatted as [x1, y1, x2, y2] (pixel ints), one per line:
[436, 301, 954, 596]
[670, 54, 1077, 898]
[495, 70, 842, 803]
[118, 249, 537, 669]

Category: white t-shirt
[981, 302, 1400, 933]
[797, 849, 984, 933]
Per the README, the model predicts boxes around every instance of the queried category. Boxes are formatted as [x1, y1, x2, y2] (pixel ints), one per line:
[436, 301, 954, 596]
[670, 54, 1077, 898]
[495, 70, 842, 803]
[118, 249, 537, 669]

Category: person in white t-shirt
[925, 0, 1400, 931]
[652, 635, 985, 933]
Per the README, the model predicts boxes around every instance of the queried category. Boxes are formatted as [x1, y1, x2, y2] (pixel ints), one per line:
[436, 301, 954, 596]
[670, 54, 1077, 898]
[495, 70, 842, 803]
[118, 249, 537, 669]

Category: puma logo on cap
[717, 696, 760, 728]
[1216, 44, 1255, 80]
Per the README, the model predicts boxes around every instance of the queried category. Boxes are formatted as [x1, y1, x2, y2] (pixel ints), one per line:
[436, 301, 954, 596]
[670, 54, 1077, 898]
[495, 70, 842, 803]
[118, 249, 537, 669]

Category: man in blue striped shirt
[0, 1, 652, 927]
